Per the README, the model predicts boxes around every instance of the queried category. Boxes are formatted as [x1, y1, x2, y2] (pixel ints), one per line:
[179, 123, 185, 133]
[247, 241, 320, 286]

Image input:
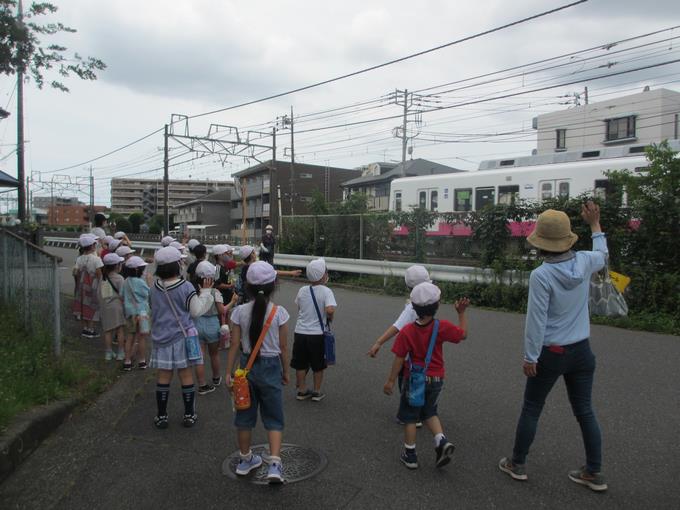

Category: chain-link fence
[0, 229, 61, 356]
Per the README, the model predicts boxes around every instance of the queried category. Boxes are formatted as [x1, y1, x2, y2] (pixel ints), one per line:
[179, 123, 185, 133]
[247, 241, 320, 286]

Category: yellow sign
[609, 270, 631, 294]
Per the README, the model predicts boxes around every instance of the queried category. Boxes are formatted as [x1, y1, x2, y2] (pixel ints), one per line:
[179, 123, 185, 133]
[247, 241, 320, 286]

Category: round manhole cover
[222, 443, 327, 485]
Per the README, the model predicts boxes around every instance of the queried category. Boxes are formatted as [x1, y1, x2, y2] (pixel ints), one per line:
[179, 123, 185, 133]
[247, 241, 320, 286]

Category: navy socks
[156, 383, 170, 417]
[182, 384, 196, 416]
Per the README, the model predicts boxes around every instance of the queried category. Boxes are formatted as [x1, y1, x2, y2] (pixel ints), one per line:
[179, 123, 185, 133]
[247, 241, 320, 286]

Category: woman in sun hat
[499, 201, 610, 492]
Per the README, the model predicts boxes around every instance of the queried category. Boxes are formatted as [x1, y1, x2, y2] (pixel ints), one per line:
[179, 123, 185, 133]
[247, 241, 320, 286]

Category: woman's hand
[581, 201, 601, 227]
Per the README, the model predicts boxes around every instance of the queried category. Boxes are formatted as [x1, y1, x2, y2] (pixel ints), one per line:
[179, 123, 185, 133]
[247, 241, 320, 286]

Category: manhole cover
[222, 443, 327, 485]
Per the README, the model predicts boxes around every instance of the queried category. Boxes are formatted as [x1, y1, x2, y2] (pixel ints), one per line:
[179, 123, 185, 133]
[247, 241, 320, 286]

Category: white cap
[102, 235, 115, 245]
[265, 224, 273, 231]
[239, 245, 255, 260]
[115, 245, 135, 257]
[113, 231, 126, 239]
[212, 244, 232, 256]
[187, 239, 200, 250]
[124, 256, 147, 269]
[103, 253, 124, 265]
[246, 261, 276, 285]
[405, 265, 431, 288]
[306, 258, 327, 282]
[160, 235, 176, 247]
[195, 261, 217, 279]
[78, 234, 97, 247]
[108, 239, 122, 251]
[155, 246, 184, 265]
[410, 282, 441, 306]
[170, 241, 185, 252]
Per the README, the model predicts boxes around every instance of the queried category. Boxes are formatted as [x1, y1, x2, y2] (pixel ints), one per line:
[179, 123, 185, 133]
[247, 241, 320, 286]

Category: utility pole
[584, 86, 589, 105]
[401, 88, 408, 176]
[271, 126, 277, 234]
[88, 166, 94, 228]
[289, 106, 295, 216]
[16, 0, 25, 221]
[163, 124, 169, 235]
[241, 177, 247, 244]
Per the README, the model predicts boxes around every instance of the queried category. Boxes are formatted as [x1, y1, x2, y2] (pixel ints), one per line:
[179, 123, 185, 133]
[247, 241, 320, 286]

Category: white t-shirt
[75, 253, 104, 275]
[393, 301, 418, 331]
[200, 288, 223, 317]
[231, 302, 289, 356]
[294, 284, 337, 335]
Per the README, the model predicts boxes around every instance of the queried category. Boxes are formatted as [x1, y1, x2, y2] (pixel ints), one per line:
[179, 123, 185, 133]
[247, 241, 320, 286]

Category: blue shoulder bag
[407, 319, 439, 407]
[310, 286, 336, 365]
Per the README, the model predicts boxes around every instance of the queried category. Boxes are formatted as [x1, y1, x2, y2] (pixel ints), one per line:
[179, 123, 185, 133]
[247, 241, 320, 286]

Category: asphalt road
[1, 246, 679, 509]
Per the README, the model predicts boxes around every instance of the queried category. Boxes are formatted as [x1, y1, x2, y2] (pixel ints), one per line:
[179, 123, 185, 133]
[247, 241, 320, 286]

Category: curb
[0, 398, 79, 484]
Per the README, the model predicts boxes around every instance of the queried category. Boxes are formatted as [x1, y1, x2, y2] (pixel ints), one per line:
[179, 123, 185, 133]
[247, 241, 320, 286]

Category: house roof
[341, 158, 464, 187]
[175, 189, 231, 209]
[0, 169, 19, 188]
[232, 159, 359, 178]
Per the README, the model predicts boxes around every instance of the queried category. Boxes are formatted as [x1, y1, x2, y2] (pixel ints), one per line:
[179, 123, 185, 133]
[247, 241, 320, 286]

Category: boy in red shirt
[384, 282, 469, 470]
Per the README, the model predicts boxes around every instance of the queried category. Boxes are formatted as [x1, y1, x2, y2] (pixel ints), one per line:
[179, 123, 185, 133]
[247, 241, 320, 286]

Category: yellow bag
[609, 270, 631, 294]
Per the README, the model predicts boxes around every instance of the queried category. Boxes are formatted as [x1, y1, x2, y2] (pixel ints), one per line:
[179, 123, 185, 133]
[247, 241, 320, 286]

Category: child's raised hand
[383, 380, 395, 396]
[455, 297, 470, 314]
[201, 277, 214, 289]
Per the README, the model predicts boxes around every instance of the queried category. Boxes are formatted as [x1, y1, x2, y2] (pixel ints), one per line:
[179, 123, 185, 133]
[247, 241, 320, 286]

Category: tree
[0, 1, 105, 91]
[128, 212, 143, 234]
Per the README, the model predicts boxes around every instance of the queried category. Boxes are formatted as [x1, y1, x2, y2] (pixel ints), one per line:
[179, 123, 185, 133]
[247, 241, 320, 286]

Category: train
[388, 139, 680, 236]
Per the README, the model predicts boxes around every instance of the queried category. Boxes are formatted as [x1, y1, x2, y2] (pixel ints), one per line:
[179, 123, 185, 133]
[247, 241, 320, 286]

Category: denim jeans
[512, 339, 602, 473]
[234, 354, 284, 431]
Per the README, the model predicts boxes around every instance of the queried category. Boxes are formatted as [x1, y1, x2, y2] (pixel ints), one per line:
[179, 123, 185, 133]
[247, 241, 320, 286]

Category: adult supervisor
[499, 201, 608, 492]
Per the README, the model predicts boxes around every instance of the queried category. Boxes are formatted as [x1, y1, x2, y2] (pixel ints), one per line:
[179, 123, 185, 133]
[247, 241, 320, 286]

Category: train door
[417, 188, 439, 212]
[539, 179, 571, 200]
[474, 187, 495, 210]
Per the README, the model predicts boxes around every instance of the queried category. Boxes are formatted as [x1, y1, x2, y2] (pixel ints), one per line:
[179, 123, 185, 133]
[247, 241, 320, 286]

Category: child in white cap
[121, 256, 150, 371]
[226, 261, 290, 484]
[160, 235, 176, 247]
[233, 246, 301, 306]
[72, 234, 103, 338]
[149, 246, 216, 429]
[290, 258, 337, 402]
[383, 282, 469, 470]
[99, 253, 127, 361]
[192, 260, 228, 394]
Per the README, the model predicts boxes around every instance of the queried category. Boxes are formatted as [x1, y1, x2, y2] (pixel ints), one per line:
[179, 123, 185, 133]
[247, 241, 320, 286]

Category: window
[541, 181, 553, 200]
[500, 159, 515, 167]
[558, 181, 570, 198]
[605, 115, 636, 141]
[299, 173, 313, 179]
[581, 151, 600, 158]
[454, 188, 472, 212]
[394, 191, 402, 212]
[498, 185, 519, 205]
[475, 187, 495, 210]
[419, 191, 427, 209]
[430, 190, 438, 212]
[556, 129, 566, 150]
[594, 179, 610, 199]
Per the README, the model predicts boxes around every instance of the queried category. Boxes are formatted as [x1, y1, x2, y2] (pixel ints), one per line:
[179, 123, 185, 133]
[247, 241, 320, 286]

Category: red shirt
[225, 260, 237, 271]
[391, 319, 465, 378]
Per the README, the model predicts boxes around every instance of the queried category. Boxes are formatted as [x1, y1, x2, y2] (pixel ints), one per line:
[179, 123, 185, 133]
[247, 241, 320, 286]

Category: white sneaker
[104, 351, 114, 361]
[116, 351, 125, 361]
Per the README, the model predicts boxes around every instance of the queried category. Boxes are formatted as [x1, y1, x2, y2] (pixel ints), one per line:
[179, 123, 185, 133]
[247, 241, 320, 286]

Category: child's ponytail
[247, 281, 276, 347]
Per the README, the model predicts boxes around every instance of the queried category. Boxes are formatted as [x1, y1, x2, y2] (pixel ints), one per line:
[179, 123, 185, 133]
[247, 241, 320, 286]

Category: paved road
[2, 247, 679, 509]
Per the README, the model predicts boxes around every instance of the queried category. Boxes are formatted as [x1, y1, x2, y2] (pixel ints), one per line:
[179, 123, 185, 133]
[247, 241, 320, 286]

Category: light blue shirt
[524, 233, 608, 363]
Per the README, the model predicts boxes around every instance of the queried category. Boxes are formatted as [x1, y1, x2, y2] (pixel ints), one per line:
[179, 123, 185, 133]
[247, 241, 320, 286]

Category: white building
[534, 87, 680, 155]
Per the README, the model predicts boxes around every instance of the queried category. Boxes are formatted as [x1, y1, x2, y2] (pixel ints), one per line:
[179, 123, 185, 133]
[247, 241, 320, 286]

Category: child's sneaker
[267, 461, 284, 484]
[104, 350, 114, 361]
[311, 391, 325, 402]
[434, 436, 455, 468]
[498, 457, 528, 481]
[236, 453, 263, 475]
[154, 415, 168, 429]
[80, 329, 90, 338]
[568, 467, 608, 492]
[182, 414, 198, 428]
[212, 376, 222, 387]
[123, 362, 133, 372]
[198, 384, 215, 395]
[116, 351, 125, 361]
[400, 447, 418, 469]
[137, 361, 147, 370]
[296, 390, 312, 401]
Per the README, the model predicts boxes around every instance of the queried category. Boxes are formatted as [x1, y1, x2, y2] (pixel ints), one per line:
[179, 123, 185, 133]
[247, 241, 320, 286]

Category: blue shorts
[234, 355, 284, 431]
[194, 315, 220, 344]
[397, 378, 444, 424]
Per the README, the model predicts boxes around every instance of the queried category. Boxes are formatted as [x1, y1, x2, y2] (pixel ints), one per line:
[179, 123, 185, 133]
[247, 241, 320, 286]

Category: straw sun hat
[527, 209, 578, 253]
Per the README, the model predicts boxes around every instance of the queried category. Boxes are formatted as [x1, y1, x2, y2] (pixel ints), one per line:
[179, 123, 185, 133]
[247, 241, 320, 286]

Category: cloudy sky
[0, 0, 679, 209]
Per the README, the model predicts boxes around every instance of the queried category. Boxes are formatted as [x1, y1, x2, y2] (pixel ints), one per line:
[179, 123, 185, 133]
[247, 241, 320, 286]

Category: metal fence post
[53, 257, 61, 357]
[2, 231, 8, 302]
[359, 214, 364, 260]
[22, 240, 29, 328]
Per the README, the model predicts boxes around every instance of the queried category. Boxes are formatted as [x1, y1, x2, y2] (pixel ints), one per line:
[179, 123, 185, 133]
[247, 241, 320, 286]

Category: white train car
[388, 140, 679, 236]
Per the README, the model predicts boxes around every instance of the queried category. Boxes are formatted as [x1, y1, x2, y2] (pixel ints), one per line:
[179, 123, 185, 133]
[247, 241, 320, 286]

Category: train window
[556, 129, 566, 150]
[419, 191, 427, 209]
[454, 188, 472, 212]
[498, 185, 519, 205]
[558, 181, 570, 197]
[475, 187, 495, 210]
[500, 159, 515, 166]
[581, 151, 600, 158]
[594, 179, 610, 199]
[394, 191, 402, 212]
[629, 146, 647, 154]
[541, 181, 553, 200]
[430, 190, 438, 212]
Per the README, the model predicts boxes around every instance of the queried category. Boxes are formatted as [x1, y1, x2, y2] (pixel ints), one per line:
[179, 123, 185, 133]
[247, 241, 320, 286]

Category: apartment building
[174, 189, 232, 236]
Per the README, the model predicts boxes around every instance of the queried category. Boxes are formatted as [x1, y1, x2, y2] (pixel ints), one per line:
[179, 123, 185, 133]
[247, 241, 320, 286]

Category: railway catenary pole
[401, 89, 408, 176]
[163, 124, 169, 235]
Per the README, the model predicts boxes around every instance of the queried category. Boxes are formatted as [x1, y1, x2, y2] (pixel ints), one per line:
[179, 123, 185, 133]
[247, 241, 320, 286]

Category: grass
[0, 307, 116, 431]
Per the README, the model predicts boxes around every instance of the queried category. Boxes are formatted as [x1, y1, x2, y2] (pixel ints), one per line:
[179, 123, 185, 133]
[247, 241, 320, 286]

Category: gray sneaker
[498, 457, 528, 481]
[568, 467, 608, 492]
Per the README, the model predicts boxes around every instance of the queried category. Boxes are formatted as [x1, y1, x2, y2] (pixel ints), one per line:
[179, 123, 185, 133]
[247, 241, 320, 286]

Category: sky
[0, 0, 679, 210]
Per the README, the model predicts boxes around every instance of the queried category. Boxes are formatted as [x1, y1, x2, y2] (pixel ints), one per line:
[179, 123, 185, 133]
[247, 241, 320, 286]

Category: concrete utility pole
[401, 88, 408, 176]
[289, 106, 295, 216]
[271, 126, 277, 233]
[163, 124, 169, 235]
[88, 166, 94, 228]
[240, 177, 247, 244]
[16, 0, 25, 221]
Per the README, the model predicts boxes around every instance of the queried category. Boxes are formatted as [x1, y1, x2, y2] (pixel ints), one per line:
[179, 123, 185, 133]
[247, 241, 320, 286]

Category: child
[233, 246, 301, 307]
[383, 282, 469, 470]
[116, 245, 136, 279]
[291, 258, 336, 402]
[99, 253, 127, 361]
[368, 265, 431, 357]
[213, 244, 237, 305]
[187, 243, 208, 287]
[192, 260, 229, 394]
[225, 261, 290, 484]
[150, 246, 215, 428]
[72, 234, 103, 339]
[121, 256, 150, 371]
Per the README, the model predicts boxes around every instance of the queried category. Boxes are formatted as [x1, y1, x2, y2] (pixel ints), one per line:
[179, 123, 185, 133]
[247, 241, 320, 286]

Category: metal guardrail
[44, 236, 527, 285]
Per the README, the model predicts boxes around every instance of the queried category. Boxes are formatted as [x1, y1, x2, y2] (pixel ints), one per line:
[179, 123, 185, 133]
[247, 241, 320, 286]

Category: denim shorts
[234, 354, 284, 431]
[397, 378, 444, 424]
[194, 315, 220, 344]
